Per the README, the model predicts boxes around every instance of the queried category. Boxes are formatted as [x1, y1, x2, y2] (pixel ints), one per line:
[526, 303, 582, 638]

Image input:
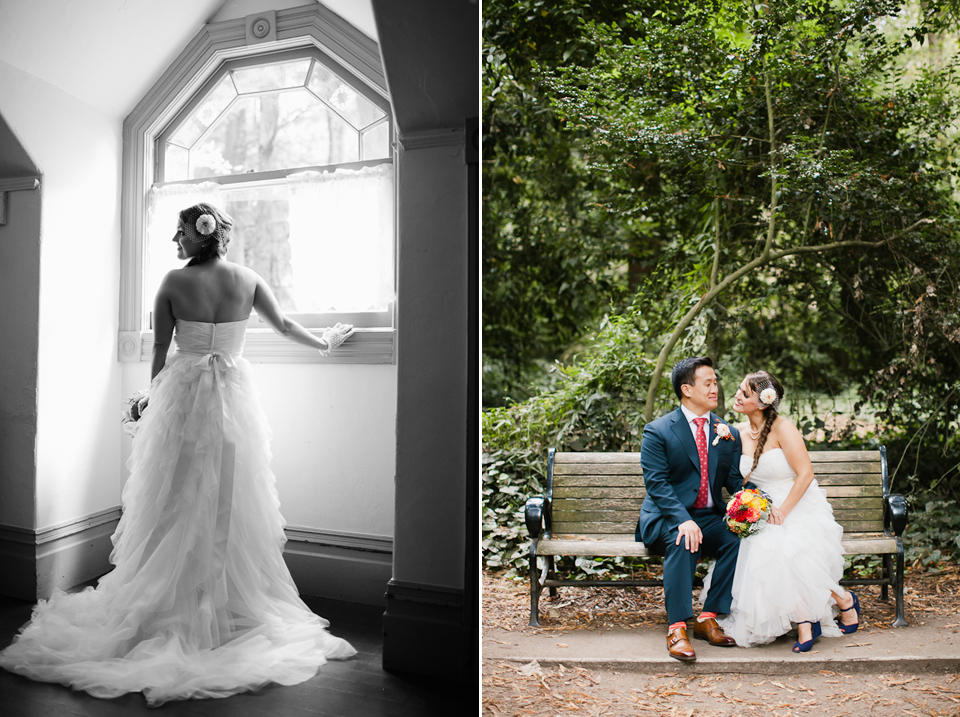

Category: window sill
[118, 327, 395, 364]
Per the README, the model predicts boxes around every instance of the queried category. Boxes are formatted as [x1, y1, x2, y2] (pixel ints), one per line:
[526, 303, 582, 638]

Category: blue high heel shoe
[837, 591, 860, 635]
[793, 621, 822, 653]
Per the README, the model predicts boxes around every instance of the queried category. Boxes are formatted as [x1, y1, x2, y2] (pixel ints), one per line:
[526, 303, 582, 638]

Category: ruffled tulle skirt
[703, 454, 846, 647]
[0, 349, 355, 705]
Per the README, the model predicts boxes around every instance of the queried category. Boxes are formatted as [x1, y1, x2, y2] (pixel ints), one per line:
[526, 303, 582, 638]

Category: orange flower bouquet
[725, 488, 772, 538]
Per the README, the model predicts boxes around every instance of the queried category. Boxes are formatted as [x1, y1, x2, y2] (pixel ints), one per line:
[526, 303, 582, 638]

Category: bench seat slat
[822, 485, 883, 497]
[555, 486, 646, 499]
[811, 473, 884, 485]
[554, 510, 644, 523]
[554, 498, 645, 511]
[554, 521, 648, 534]
[554, 464, 645, 475]
[552, 474, 646, 486]
[554, 453, 642, 464]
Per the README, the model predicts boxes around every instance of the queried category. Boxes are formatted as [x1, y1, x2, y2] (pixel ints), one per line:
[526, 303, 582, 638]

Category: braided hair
[746, 370, 785, 473]
[179, 203, 233, 266]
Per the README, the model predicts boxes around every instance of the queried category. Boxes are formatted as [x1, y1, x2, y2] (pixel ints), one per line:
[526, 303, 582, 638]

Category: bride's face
[173, 219, 204, 261]
[732, 380, 761, 415]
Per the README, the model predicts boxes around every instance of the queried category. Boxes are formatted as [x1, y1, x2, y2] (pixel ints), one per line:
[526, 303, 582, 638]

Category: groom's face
[682, 366, 719, 414]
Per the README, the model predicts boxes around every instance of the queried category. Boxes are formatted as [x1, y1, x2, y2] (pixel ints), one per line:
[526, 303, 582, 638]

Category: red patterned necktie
[693, 417, 710, 509]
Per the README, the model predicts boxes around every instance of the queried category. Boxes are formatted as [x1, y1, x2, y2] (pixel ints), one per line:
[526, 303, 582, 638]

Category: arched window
[120, 7, 395, 363]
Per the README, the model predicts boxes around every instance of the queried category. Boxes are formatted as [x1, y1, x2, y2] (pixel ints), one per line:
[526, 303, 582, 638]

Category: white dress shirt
[680, 403, 713, 509]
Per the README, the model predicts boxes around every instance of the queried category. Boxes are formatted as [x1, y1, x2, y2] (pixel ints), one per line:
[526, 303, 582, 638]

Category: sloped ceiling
[0, 0, 376, 121]
[372, 0, 477, 136]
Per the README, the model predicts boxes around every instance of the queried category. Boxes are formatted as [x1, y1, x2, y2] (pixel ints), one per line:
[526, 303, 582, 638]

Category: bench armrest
[886, 493, 908, 537]
[525, 496, 550, 538]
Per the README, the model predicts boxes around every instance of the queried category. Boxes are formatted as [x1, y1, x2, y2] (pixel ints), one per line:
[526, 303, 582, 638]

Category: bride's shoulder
[771, 414, 800, 437]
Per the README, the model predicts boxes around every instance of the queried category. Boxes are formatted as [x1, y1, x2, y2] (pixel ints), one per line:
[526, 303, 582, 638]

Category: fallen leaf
[517, 660, 542, 677]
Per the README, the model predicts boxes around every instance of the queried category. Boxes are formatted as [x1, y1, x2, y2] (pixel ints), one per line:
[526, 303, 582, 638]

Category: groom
[636, 356, 744, 661]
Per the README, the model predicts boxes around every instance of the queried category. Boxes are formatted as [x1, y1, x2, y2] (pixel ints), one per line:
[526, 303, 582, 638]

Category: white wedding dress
[0, 320, 356, 705]
[703, 448, 846, 647]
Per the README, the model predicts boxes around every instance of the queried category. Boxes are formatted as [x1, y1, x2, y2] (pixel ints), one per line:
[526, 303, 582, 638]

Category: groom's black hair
[671, 356, 713, 400]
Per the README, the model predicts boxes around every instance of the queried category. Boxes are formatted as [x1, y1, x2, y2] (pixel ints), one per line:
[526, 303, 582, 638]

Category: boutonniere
[713, 422, 732, 446]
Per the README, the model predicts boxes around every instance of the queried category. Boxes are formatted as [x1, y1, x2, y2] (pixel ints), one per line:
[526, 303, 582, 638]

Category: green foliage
[483, 1, 645, 399]
[482, 309, 671, 573]
[904, 499, 960, 571]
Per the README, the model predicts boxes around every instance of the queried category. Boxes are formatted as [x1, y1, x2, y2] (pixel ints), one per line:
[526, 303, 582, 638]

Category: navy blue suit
[636, 407, 745, 624]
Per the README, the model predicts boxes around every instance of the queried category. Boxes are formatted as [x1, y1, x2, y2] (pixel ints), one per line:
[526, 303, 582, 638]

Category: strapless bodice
[174, 319, 247, 358]
[740, 447, 796, 488]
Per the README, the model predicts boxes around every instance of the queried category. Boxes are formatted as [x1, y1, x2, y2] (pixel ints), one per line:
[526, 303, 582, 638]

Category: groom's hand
[676, 520, 702, 552]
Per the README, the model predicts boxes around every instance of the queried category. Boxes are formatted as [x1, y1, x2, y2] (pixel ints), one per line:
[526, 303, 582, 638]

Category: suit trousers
[646, 508, 741, 625]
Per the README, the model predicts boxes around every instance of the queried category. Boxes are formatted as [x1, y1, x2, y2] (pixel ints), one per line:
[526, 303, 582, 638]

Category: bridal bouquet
[724, 488, 772, 539]
[121, 390, 149, 437]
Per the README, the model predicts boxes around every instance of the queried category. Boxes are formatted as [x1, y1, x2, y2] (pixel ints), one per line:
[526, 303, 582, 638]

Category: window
[120, 7, 395, 363]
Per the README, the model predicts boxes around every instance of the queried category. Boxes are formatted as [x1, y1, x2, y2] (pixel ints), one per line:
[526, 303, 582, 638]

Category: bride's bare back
[162, 260, 258, 324]
[150, 257, 331, 380]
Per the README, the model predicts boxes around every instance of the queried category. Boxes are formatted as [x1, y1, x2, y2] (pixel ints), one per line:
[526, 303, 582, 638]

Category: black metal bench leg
[528, 541, 542, 627]
[881, 554, 893, 602]
[893, 540, 908, 627]
[547, 554, 557, 598]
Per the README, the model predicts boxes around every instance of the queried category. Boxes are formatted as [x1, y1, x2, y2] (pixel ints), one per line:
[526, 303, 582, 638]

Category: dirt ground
[481, 564, 960, 716]
[482, 662, 960, 716]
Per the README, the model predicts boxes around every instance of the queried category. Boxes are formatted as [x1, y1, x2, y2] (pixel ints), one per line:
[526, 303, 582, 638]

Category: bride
[705, 370, 861, 652]
[0, 203, 358, 704]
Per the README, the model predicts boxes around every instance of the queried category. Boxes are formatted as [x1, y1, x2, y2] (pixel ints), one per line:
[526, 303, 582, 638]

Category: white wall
[0, 58, 123, 531]
[121, 360, 396, 537]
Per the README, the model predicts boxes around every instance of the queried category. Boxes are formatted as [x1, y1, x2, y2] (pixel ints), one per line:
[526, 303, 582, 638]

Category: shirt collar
[680, 403, 711, 425]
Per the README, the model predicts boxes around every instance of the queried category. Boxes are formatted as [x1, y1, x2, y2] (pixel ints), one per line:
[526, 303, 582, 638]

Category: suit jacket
[637, 406, 744, 545]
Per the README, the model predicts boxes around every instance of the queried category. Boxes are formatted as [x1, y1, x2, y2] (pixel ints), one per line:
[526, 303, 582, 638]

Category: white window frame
[119, 5, 395, 364]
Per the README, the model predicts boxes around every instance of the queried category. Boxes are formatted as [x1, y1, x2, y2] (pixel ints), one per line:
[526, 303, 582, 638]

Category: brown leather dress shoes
[693, 617, 736, 646]
[666, 626, 696, 661]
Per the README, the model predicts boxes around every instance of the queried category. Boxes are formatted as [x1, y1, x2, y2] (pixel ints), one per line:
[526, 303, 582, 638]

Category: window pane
[232, 60, 310, 93]
[187, 91, 359, 178]
[307, 62, 386, 129]
[361, 120, 390, 160]
[145, 166, 394, 324]
[168, 74, 237, 149]
[222, 186, 297, 311]
[164, 144, 189, 182]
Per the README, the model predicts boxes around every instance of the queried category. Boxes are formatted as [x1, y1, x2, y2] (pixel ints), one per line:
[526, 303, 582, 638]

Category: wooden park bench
[525, 447, 908, 628]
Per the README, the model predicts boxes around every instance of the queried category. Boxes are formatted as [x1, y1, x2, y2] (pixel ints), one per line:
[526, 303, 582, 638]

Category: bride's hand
[319, 323, 355, 354]
[768, 506, 785, 525]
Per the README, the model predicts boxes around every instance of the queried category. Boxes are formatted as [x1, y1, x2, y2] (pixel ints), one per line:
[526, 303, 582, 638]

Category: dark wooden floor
[0, 593, 459, 716]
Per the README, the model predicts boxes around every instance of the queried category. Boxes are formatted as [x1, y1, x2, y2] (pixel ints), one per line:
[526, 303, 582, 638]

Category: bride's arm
[773, 418, 816, 518]
[252, 273, 332, 351]
[151, 274, 176, 381]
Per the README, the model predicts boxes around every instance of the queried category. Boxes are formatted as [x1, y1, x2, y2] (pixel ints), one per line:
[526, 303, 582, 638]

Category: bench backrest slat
[548, 449, 886, 539]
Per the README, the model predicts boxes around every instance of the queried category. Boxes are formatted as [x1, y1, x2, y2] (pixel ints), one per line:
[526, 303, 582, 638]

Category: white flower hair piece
[195, 213, 217, 237]
[757, 383, 781, 412]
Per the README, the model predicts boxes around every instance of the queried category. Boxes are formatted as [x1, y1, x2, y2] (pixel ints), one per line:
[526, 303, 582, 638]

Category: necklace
[748, 424, 762, 440]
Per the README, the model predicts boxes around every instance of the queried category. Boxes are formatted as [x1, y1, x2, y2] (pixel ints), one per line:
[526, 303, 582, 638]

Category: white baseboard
[0, 507, 120, 600]
[0, 511, 393, 605]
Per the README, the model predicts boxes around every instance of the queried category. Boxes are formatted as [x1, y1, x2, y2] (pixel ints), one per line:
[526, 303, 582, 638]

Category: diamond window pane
[164, 144, 189, 182]
[169, 74, 237, 149]
[232, 60, 311, 94]
[307, 62, 386, 129]
[188, 90, 360, 178]
[361, 120, 389, 160]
